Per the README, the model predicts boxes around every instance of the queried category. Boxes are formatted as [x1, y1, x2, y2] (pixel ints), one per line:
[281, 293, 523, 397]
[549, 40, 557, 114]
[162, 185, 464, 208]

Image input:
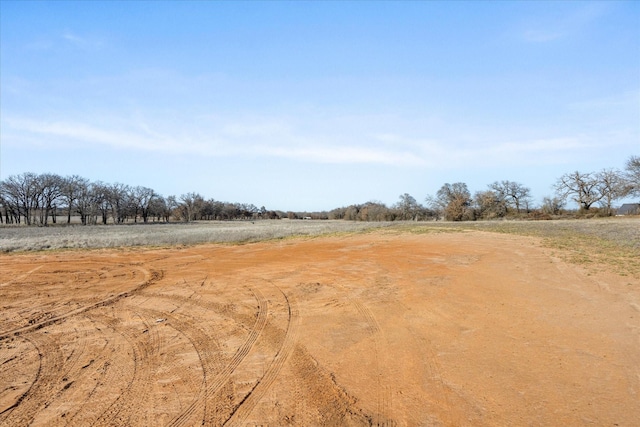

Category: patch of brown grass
[388, 218, 640, 278]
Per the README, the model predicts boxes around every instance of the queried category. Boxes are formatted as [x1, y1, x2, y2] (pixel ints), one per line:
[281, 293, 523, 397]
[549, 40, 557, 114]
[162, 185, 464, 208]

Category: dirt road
[1, 230, 638, 426]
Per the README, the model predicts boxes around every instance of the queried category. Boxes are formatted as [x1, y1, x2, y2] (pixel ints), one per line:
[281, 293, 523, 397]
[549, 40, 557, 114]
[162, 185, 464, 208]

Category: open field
[0, 220, 393, 252]
[1, 219, 639, 426]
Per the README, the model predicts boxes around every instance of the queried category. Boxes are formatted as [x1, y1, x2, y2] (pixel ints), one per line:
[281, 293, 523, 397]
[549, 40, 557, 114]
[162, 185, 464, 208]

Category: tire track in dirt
[224, 283, 300, 426]
[0, 339, 38, 419]
[85, 311, 139, 426]
[405, 323, 459, 426]
[286, 344, 375, 425]
[0, 333, 66, 426]
[58, 315, 126, 426]
[91, 308, 165, 426]
[0, 266, 159, 340]
[140, 308, 226, 427]
[349, 294, 390, 427]
[168, 286, 269, 427]
[140, 280, 260, 335]
[25, 318, 112, 425]
[330, 282, 395, 426]
[0, 265, 43, 288]
[0, 320, 112, 425]
[141, 291, 246, 325]
[359, 277, 465, 426]
[345, 261, 467, 426]
[86, 311, 152, 424]
[0, 267, 161, 341]
[370, 267, 461, 426]
[156, 315, 216, 426]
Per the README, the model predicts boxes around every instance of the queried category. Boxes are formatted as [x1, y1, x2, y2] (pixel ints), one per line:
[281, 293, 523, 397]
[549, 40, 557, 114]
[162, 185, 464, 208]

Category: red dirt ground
[1, 230, 638, 426]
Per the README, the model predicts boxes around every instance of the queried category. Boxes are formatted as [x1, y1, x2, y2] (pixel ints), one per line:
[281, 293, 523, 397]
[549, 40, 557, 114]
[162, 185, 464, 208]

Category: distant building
[616, 203, 640, 216]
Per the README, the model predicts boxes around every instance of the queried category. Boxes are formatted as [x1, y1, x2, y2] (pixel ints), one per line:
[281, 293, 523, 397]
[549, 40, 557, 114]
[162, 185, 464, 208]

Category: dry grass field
[0, 220, 393, 253]
[1, 218, 639, 426]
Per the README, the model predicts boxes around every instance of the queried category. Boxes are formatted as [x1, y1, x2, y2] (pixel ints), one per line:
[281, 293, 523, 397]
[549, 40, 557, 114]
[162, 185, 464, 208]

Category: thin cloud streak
[61, 30, 105, 50]
[521, 2, 609, 43]
[2, 113, 610, 170]
[23, 31, 106, 52]
[568, 90, 640, 111]
[2, 115, 424, 165]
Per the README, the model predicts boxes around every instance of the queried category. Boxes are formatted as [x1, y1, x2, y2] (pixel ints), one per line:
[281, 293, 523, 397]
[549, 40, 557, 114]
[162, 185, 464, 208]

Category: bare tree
[625, 155, 640, 198]
[0, 179, 20, 224]
[489, 180, 531, 214]
[130, 186, 157, 223]
[61, 175, 89, 224]
[541, 196, 565, 215]
[354, 202, 380, 222]
[368, 201, 396, 221]
[554, 171, 604, 211]
[166, 195, 180, 221]
[394, 193, 418, 221]
[90, 182, 111, 225]
[75, 181, 100, 225]
[329, 206, 347, 220]
[343, 205, 360, 221]
[431, 182, 472, 221]
[218, 202, 238, 220]
[237, 203, 258, 220]
[0, 193, 7, 224]
[0, 177, 18, 224]
[37, 173, 64, 225]
[104, 183, 130, 224]
[596, 169, 629, 215]
[0, 173, 42, 225]
[147, 196, 168, 222]
[179, 192, 204, 222]
[211, 200, 225, 220]
[473, 190, 506, 219]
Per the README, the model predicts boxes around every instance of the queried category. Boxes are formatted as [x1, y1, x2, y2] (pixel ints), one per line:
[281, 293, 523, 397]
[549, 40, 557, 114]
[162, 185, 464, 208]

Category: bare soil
[1, 230, 638, 426]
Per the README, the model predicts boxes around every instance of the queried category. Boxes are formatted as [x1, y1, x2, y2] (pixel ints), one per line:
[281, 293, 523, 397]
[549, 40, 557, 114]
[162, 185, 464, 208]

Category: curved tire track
[0, 333, 65, 426]
[168, 286, 269, 427]
[330, 283, 394, 426]
[143, 308, 225, 427]
[61, 315, 126, 426]
[224, 284, 300, 426]
[0, 267, 161, 342]
[90, 308, 165, 426]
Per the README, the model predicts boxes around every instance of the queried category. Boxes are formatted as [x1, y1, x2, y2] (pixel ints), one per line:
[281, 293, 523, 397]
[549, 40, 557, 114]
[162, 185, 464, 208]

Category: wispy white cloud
[369, 134, 600, 170]
[568, 90, 640, 111]
[2, 117, 166, 152]
[254, 144, 425, 166]
[1, 105, 625, 171]
[1, 113, 436, 166]
[23, 30, 105, 52]
[61, 30, 105, 49]
[521, 2, 609, 43]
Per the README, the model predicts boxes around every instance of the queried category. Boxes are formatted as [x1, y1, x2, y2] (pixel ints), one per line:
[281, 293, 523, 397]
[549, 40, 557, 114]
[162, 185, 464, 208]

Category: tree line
[0, 173, 279, 225]
[1, 155, 638, 225]
[327, 155, 638, 222]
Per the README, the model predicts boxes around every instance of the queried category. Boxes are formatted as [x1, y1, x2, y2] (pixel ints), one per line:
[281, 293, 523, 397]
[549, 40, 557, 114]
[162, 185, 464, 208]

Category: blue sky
[1, 1, 638, 211]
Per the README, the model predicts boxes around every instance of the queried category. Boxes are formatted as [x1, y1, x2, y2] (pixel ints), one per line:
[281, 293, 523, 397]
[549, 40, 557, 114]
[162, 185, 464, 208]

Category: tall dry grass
[0, 220, 392, 252]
